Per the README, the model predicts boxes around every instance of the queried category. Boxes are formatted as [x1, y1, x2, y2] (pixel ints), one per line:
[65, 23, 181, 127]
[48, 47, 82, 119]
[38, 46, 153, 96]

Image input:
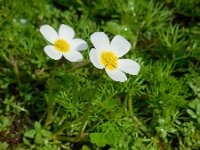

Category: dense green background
[0, 0, 200, 149]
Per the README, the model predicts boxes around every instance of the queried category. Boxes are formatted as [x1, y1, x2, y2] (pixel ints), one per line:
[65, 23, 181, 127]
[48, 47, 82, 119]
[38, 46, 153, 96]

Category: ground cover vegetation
[0, 0, 200, 149]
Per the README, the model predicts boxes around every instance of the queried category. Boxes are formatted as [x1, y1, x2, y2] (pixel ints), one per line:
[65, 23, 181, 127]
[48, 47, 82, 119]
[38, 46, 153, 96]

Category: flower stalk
[45, 61, 58, 126]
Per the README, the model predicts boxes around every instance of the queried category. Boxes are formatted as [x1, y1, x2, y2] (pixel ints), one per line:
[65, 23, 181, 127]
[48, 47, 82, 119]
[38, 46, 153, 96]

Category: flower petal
[105, 69, 127, 82]
[40, 25, 59, 44]
[90, 32, 110, 50]
[58, 24, 75, 41]
[110, 35, 131, 57]
[63, 50, 83, 62]
[70, 38, 88, 51]
[118, 59, 140, 75]
[44, 45, 62, 60]
[89, 48, 104, 69]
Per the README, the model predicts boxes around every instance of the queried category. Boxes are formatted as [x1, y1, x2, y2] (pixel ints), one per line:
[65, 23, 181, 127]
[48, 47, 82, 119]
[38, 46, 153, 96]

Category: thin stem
[45, 61, 58, 126]
[51, 115, 85, 138]
[6, 55, 32, 87]
[14, 62, 21, 85]
[51, 74, 103, 139]
[51, 90, 94, 137]
[173, 55, 189, 61]
[52, 90, 95, 136]
[123, 94, 128, 112]
[10, 58, 21, 86]
[53, 133, 88, 142]
[51, 91, 118, 141]
[66, 60, 90, 72]
[130, 115, 150, 137]
[128, 92, 133, 114]
[127, 91, 150, 137]
[75, 119, 89, 141]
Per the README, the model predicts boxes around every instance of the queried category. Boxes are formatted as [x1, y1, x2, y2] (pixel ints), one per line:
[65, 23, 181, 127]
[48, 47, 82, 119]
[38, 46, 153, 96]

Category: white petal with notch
[110, 35, 131, 57]
[105, 69, 127, 82]
[70, 38, 88, 51]
[40, 25, 59, 44]
[90, 32, 110, 51]
[63, 50, 83, 62]
[89, 48, 104, 69]
[118, 59, 140, 75]
[44, 45, 62, 60]
[58, 24, 75, 41]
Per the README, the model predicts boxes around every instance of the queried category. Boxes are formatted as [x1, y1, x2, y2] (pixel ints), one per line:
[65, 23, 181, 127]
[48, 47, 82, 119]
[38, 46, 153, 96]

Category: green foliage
[173, 0, 200, 17]
[24, 122, 52, 145]
[0, 0, 200, 149]
[90, 133, 110, 147]
[0, 116, 9, 132]
[0, 142, 8, 150]
[82, 145, 91, 150]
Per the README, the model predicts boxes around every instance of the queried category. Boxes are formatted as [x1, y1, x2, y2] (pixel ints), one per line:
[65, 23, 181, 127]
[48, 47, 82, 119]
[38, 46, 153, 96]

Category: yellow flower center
[100, 51, 118, 70]
[54, 39, 70, 52]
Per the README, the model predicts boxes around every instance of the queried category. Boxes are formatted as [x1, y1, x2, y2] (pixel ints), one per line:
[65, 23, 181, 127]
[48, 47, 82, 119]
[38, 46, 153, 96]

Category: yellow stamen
[100, 51, 118, 70]
[54, 39, 70, 52]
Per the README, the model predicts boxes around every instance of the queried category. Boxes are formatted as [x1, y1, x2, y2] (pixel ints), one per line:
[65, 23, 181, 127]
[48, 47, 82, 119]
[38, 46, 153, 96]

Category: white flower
[40, 24, 88, 62]
[89, 32, 140, 82]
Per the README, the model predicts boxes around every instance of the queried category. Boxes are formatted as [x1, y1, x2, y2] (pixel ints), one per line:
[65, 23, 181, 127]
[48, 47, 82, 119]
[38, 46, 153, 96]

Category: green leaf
[41, 129, 52, 137]
[0, 116, 9, 131]
[82, 145, 91, 150]
[23, 137, 31, 146]
[90, 133, 109, 147]
[196, 103, 200, 115]
[104, 21, 121, 35]
[34, 121, 41, 131]
[35, 133, 43, 144]
[186, 109, 197, 118]
[0, 142, 8, 150]
[188, 99, 199, 109]
[24, 129, 36, 138]
[197, 118, 200, 124]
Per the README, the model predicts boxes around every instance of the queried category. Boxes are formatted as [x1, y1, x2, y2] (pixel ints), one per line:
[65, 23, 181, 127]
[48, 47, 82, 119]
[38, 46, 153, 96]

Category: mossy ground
[0, 0, 200, 149]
